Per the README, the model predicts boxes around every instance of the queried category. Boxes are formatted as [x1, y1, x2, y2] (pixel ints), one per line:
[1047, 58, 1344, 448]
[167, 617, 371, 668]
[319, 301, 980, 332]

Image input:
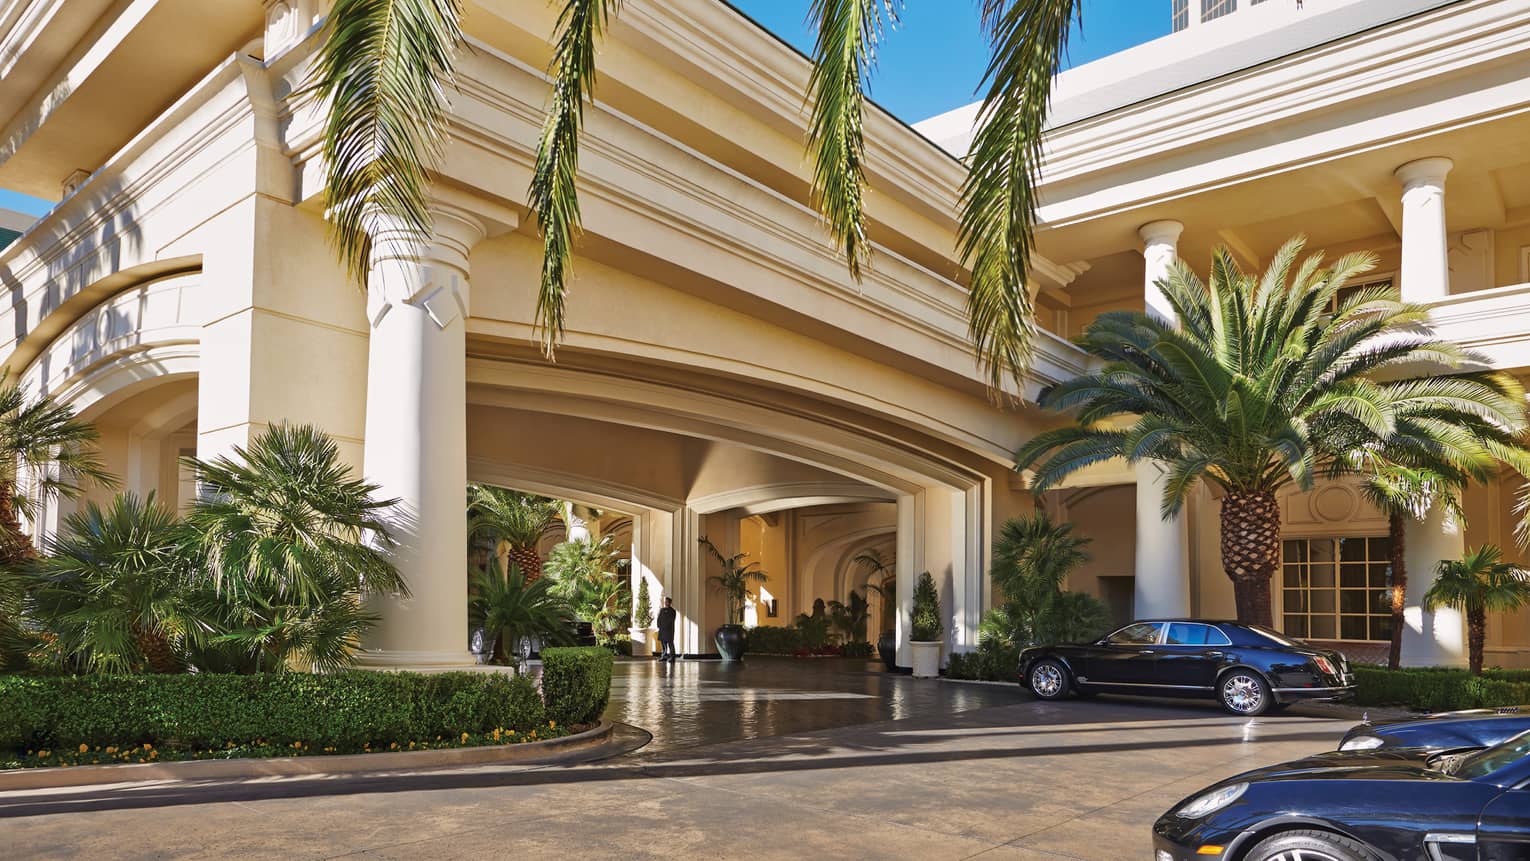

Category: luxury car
[1018, 619, 1354, 716]
[1340, 705, 1530, 753]
[1152, 729, 1530, 861]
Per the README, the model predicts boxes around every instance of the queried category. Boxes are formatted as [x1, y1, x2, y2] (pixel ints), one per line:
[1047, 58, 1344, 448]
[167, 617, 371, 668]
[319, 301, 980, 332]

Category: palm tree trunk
[1387, 512, 1406, 670]
[0, 479, 37, 567]
[509, 544, 543, 583]
[1468, 607, 1486, 676]
[1219, 490, 1280, 628]
[132, 625, 181, 674]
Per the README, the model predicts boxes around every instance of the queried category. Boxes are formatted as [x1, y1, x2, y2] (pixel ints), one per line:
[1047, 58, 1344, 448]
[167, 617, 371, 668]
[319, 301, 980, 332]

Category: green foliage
[745, 624, 804, 655]
[469, 559, 575, 665]
[0, 671, 545, 754]
[1423, 545, 1530, 675]
[983, 515, 1111, 649]
[945, 638, 1020, 682]
[700, 537, 767, 625]
[29, 493, 196, 674]
[1354, 666, 1530, 712]
[839, 640, 874, 658]
[794, 601, 832, 650]
[634, 577, 653, 629]
[540, 646, 613, 726]
[910, 571, 942, 642]
[467, 485, 560, 555]
[827, 590, 870, 643]
[854, 548, 896, 633]
[545, 537, 629, 645]
[0, 378, 113, 566]
[309, 0, 465, 284]
[179, 424, 404, 672]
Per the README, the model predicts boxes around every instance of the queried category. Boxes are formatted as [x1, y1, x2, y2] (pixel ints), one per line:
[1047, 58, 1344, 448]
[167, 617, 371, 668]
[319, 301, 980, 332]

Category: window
[1282, 537, 1393, 641]
[1202, 0, 1237, 23]
[1330, 276, 1395, 312]
[1172, 0, 1190, 31]
[1107, 622, 1163, 645]
[1166, 623, 1232, 646]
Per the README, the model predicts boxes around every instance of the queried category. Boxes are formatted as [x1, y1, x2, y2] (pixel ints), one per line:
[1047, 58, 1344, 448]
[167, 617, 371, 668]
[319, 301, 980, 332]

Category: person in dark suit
[656, 597, 677, 663]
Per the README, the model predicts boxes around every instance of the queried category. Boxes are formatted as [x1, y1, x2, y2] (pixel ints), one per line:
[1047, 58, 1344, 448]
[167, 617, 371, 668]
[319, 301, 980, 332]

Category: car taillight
[1312, 655, 1337, 676]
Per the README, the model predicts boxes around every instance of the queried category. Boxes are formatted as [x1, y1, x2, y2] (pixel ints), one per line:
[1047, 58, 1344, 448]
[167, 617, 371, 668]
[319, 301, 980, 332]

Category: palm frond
[309, 0, 465, 283]
[958, 0, 1081, 393]
[806, 0, 899, 280]
[529, 0, 623, 359]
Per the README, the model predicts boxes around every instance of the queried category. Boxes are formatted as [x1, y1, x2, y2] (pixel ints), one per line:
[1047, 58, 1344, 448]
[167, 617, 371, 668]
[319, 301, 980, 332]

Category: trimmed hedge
[1355, 666, 1530, 712]
[0, 671, 547, 753]
[541, 646, 613, 726]
[746, 625, 805, 655]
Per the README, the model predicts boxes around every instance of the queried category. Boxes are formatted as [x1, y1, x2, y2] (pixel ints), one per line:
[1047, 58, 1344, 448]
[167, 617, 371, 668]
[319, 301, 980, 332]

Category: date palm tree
[1016, 237, 1530, 627]
[0, 379, 113, 566]
[311, 0, 1081, 390]
[1423, 545, 1530, 676]
[467, 485, 560, 582]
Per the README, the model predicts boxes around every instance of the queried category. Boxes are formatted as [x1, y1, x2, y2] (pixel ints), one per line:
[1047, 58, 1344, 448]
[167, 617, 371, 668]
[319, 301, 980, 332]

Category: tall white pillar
[356, 204, 484, 667]
[1395, 157, 1453, 302]
[1135, 220, 1192, 620]
[895, 493, 919, 668]
[1401, 504, 1468, 667]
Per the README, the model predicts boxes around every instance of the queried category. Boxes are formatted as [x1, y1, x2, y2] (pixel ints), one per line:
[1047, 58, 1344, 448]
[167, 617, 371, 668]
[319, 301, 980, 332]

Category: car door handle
[1135, 649, 1157, 655]
[1203, 651, 1224, 658]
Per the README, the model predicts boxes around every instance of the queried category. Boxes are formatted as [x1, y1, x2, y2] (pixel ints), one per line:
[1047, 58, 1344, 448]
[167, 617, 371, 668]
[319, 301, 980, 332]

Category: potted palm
[1422, 545, 1530, 675]
[855, 549, 899, 671]
[700, 536, 767, 662]
[909, 571, 943, 678]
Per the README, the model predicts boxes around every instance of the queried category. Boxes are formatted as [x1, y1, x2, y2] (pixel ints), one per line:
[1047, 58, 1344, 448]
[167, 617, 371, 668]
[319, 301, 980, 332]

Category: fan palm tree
[699, 536, 767, 625]
[1423, 545, 1530, 675]
[1016, 237, 1530, 627]
[469, 557, 576, 665]
[0, 379, 113, 566]
[29, 492, 197, 674]
[179, 423, 407, 670]
[312, 0, 1080, 390]
[467, 485, 560, 582]
[988, 511, 1104, 646]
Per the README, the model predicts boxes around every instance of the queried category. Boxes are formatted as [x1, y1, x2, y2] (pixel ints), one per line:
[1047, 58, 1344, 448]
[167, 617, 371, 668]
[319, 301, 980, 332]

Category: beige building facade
[2, 0, 1529, 669]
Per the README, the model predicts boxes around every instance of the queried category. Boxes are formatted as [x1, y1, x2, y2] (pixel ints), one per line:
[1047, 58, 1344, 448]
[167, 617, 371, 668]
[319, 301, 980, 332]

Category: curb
[938, 676, 1022, 688]
[0, 721, 615, 792]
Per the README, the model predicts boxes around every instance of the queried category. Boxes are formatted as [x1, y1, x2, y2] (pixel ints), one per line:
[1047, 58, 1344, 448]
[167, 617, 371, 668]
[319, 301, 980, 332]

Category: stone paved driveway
[3, 659, 1358, 860]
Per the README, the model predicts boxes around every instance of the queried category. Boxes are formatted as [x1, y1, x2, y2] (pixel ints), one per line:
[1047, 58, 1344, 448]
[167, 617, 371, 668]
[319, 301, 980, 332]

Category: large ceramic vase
[910, 640, 942, 678]
[715, 624, 747, 662]
[877, 631, 897, 671]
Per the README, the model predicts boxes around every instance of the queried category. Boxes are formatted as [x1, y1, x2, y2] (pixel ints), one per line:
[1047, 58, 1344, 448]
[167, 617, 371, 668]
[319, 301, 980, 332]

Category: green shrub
[945, 640, 1020, 682]
[840, 641, 874, 658]
[0, 671, 545, 753]
[746, 625, 804, 655]
[541, 646, 613, 726]
[1354, 666, 1530, 711]
[911, 572, 943, 641]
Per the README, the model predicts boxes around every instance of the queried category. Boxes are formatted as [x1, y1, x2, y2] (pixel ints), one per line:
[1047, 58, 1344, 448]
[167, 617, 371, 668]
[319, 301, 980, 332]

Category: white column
[1401, 504, 1468, 667]
[1395, 157, 1453, 302]
[1135, 220, 1192, 620]
[895, 493, 919, 668]
[668, 506, 703, 655]
[356, 205, 484, 667]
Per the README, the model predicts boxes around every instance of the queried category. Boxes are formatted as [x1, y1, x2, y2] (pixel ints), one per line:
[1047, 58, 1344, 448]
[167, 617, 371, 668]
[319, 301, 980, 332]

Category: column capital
[366, 203, 487, 331]
[1138, 219, 1184, 249]
[1394, 157, 1454, 190]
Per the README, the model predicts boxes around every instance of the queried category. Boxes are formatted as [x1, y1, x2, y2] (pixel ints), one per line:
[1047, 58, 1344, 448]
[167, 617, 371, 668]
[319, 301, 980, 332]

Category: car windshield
[1246, 625, 1302, 647]
[1446, 730, 1530, 779]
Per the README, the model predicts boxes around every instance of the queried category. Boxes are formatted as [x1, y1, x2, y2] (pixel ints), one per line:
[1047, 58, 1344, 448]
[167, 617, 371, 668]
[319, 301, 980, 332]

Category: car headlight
[1176, 782, 1248, 819]
[1339, 734, 1385, 751]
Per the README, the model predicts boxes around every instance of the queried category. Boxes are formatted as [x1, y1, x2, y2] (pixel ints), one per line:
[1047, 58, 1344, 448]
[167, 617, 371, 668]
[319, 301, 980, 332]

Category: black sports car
[1339, 705, 1530, 752]
[1152, 729, 1530, 861]
[1018, 619, 1354, 716]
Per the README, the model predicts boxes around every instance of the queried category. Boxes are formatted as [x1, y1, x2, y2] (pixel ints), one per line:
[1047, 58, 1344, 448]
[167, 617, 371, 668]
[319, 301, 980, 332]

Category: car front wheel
[1244, 828, 1380, 861]
[1219, 670, 1272, 716]
[1028, 659, 1071, 700]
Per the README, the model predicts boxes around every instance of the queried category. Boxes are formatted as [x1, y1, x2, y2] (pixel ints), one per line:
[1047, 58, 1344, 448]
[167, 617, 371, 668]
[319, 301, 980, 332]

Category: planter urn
[910, 640, 942, 678]
[876, 631, 897, 671]
[715, 623, 747, 662]
[629, 626, 654, 657]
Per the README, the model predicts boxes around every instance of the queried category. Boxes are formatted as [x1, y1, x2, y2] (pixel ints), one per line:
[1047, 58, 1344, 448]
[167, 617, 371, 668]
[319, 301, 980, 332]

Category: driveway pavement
[3, 659, 1358, 860]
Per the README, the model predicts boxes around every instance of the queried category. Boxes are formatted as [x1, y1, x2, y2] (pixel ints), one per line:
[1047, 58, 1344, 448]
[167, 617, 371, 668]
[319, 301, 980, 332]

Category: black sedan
[1019, 620, 1354, 716]
[1340, 705, 1530, 753]
[1152, 729, 1530, 861]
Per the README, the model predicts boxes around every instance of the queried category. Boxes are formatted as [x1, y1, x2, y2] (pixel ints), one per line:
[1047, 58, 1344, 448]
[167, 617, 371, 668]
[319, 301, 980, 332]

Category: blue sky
[0, 1, 1168, 218]
[728, 0, 1171, 124]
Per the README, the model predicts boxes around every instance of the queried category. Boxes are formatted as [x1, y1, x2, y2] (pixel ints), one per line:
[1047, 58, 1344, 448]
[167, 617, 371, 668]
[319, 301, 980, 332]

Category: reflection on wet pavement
[604, 656, 1027, 753]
